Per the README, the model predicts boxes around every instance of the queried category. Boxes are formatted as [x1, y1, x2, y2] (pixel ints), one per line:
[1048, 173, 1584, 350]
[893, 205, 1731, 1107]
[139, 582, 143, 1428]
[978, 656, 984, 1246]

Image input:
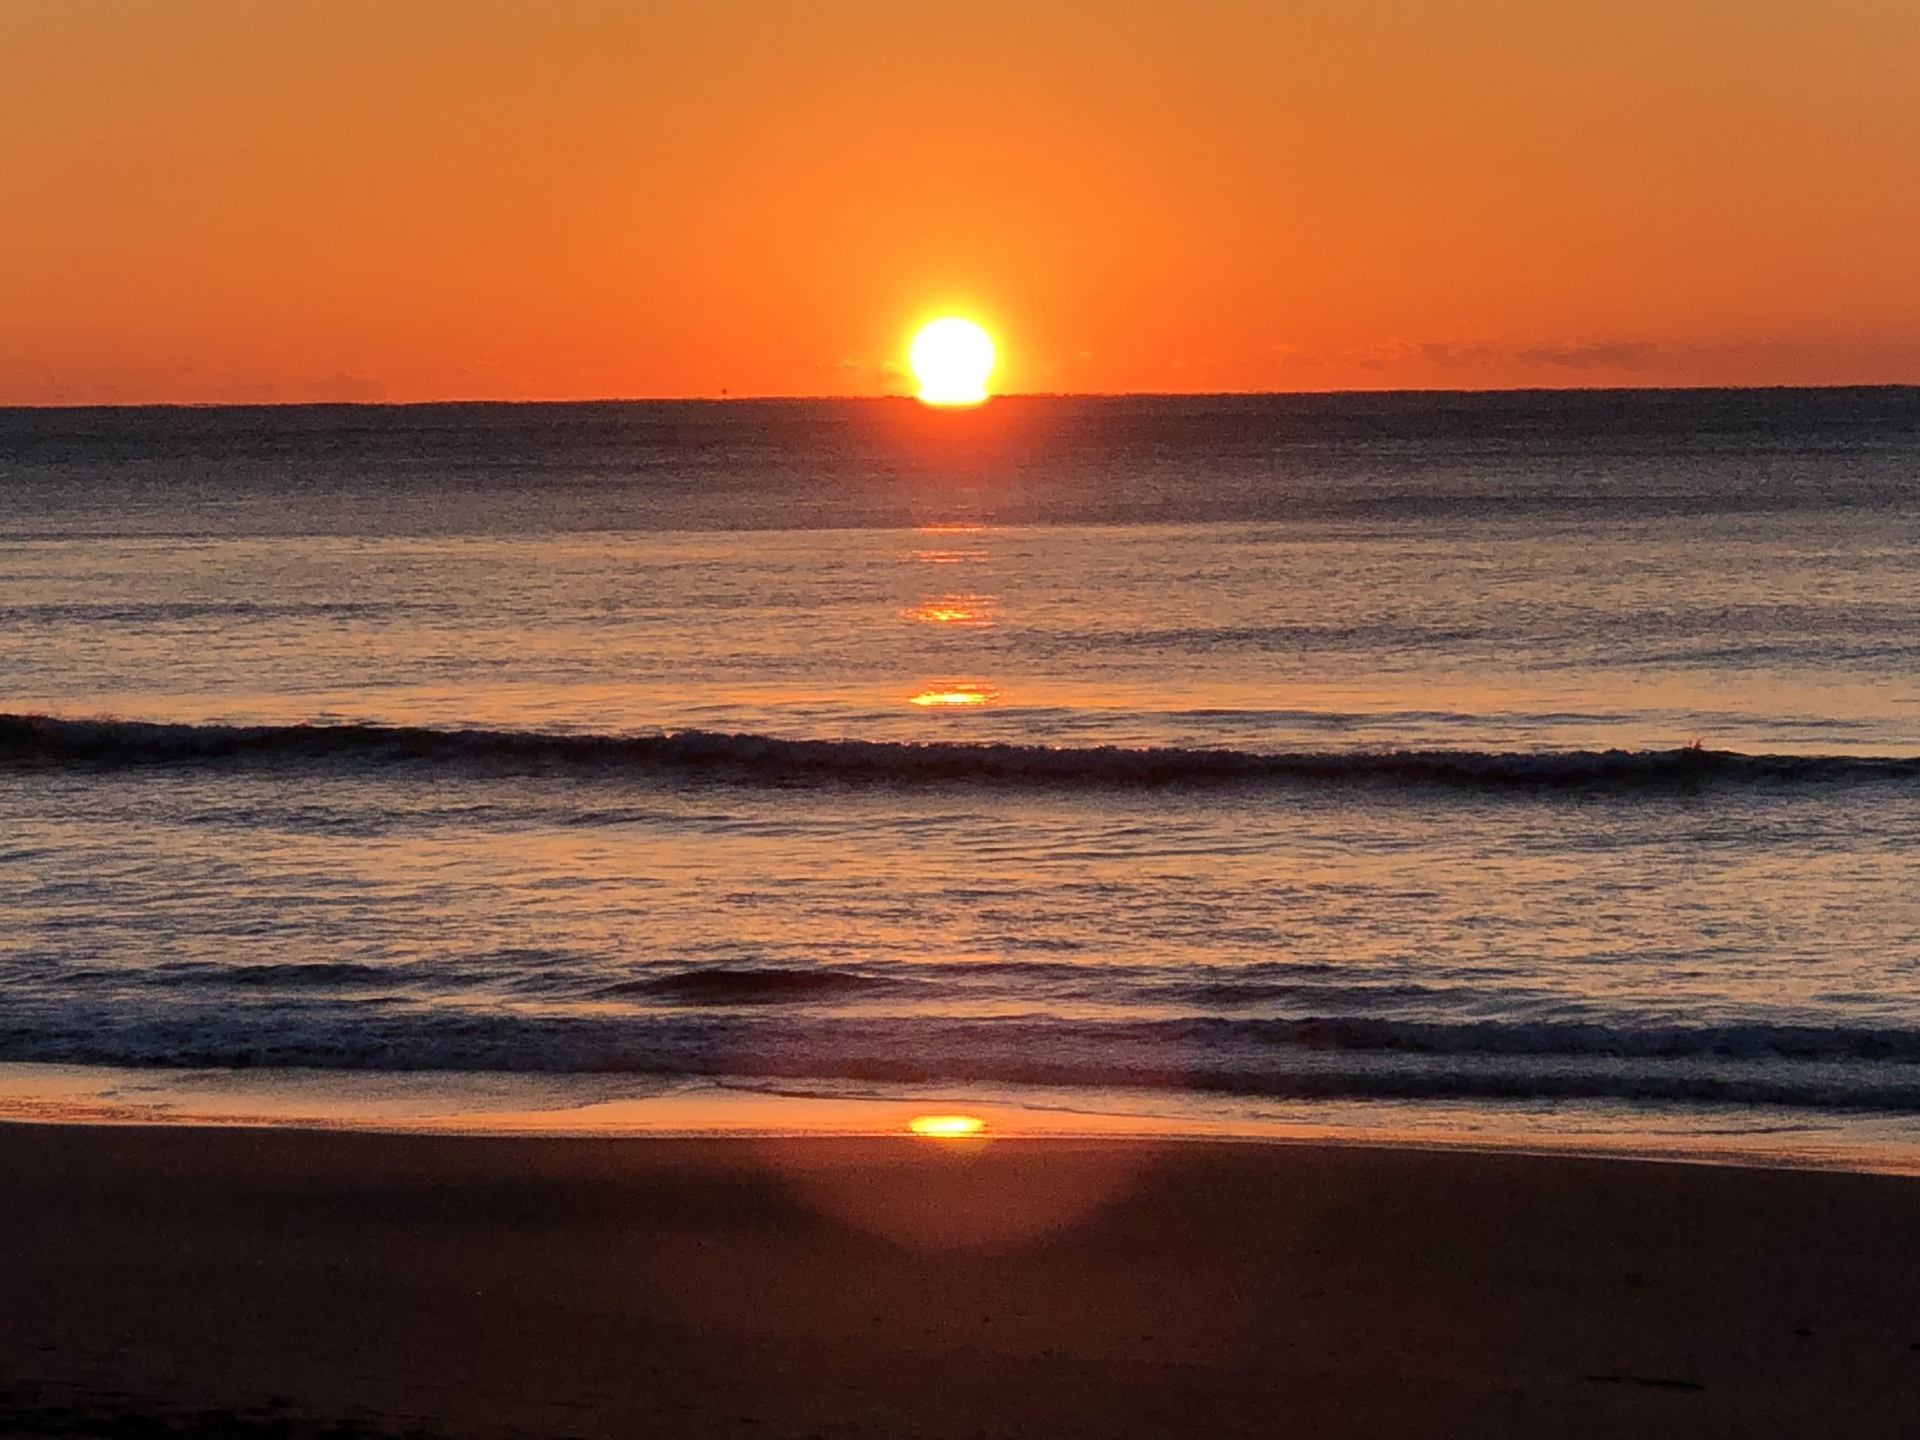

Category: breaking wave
[5, 715, 1917, 791]
[7, 1010, 1920, 1111]
[596, 968, 892, 1005]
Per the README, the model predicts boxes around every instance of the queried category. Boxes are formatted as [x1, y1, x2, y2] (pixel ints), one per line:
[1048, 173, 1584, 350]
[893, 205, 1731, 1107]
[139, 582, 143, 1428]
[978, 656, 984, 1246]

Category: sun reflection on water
[907, 683, 999, 707]
[905, 595, 993, 626]
[910, 549, 989, 565]
[909, 1113, 987, 1138]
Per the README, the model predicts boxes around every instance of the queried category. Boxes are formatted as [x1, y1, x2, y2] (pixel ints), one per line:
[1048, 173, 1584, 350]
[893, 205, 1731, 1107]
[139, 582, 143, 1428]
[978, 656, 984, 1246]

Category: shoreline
[4, 1122, 1919, 1438]
[6, 1061, 1920, 1178]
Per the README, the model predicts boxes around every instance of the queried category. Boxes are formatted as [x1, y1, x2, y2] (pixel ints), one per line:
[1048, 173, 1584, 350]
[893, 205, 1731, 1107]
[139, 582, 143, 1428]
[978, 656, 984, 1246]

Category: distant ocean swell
[6, 716, 1918, 791]
[7, 1010, 1920, 1111]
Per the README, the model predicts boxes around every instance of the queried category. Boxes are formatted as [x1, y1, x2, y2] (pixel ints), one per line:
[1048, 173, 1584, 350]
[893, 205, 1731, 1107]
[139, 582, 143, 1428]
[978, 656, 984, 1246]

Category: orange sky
[3, 0, 1917, 403]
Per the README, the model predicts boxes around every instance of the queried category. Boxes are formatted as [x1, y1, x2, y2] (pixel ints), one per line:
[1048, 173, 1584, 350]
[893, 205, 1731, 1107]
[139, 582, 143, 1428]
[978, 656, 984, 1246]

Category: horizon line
[5, 380, 1918, 413]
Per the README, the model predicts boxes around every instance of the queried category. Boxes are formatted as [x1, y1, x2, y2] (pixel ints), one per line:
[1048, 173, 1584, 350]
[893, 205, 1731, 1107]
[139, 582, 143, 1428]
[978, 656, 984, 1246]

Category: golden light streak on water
[909, 549, 988, 564]
[904, 595, 992, 625]
[907, 684, 998, 707]
[909, 1113, 987, 1138]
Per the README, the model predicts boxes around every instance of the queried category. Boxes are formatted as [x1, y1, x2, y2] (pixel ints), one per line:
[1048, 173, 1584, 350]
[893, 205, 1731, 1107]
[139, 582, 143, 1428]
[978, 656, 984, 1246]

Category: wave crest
[5, 714, 1918, 791]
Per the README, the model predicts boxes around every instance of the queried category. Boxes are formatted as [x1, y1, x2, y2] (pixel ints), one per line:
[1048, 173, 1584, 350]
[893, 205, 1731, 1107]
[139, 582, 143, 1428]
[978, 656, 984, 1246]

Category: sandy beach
[3, 1124, 1918, 1439]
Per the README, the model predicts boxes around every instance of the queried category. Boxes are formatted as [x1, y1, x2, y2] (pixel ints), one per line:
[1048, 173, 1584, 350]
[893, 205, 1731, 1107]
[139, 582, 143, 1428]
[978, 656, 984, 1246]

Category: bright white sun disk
[909, 318, 996, 406]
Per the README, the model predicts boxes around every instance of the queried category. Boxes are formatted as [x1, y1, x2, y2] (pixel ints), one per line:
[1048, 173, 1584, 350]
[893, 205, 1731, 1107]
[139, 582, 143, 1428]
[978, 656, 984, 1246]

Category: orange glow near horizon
[2, 2, 1917, 403]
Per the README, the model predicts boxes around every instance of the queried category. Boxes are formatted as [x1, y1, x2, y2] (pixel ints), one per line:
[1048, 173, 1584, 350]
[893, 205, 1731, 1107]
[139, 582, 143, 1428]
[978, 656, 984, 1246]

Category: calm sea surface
[4, 391, 1919, 1158]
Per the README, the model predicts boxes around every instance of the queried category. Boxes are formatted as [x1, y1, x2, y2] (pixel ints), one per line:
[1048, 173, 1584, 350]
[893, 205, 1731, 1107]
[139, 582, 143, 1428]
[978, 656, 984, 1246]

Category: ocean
[4, 389, 1919, 1165]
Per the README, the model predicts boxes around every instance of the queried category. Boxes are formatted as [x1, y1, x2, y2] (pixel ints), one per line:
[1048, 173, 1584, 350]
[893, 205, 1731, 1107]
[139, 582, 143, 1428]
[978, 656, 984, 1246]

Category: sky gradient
[4, 0, 1917, 403]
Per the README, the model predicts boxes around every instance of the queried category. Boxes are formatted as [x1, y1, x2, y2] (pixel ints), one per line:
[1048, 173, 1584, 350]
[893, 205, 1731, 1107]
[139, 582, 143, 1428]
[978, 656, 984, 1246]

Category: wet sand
[3, 1124, 1919, 1439]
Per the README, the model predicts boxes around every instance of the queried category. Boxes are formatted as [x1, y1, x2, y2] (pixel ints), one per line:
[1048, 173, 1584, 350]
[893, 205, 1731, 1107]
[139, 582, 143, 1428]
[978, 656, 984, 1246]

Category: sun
[909, 318, 996, 406]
